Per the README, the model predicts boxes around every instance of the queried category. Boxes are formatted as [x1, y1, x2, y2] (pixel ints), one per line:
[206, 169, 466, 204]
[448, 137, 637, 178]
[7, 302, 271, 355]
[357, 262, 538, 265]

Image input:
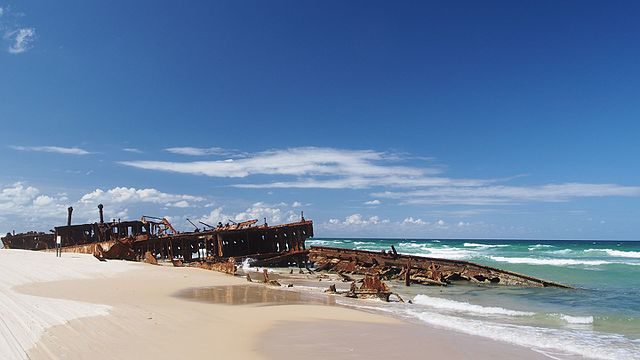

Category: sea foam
[555, 314, 594, 325]
[585, 249, 640, 258]
[406, 309, 638, 360]
[413, 294, 534, 316]
[463, 242, 509, 248]
[490, 256, 611, 266]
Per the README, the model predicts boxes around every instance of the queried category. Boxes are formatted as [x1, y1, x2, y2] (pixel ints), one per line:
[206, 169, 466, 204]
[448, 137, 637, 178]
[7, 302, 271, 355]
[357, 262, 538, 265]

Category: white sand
[0, 249, 137, 359]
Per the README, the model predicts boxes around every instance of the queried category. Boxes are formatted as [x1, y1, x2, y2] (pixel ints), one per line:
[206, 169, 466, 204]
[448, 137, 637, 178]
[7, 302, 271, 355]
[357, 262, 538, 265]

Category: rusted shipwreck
[1, 231, 55, 250]
[309, 246, 570, 288]
[50, 205, 313, 269]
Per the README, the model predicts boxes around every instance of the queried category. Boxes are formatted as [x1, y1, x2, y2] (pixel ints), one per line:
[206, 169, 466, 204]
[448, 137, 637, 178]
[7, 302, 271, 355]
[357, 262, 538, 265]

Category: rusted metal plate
[309, 246, 570, 288]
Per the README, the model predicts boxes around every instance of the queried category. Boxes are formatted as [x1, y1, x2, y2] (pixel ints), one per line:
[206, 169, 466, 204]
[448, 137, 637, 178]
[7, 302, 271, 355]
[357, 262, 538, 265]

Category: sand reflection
[175, 285, 336, 306]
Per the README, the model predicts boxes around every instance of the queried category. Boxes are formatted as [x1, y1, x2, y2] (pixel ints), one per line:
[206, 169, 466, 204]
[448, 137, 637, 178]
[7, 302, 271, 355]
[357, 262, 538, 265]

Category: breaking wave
[553, 314, 594, 325]
[396, 244, 473, 260]
[584, 249, 640, 258]
[463, 242, 510, 248]
[528, 244, 554, 251]
[489, 256, 611, 266]
[406, 309, 638, 360]
[412, 294, 534, 316]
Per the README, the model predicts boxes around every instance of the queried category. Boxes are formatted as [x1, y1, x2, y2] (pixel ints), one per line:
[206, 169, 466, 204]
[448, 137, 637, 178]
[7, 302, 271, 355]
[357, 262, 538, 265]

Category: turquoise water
[307, 238, 640, 359]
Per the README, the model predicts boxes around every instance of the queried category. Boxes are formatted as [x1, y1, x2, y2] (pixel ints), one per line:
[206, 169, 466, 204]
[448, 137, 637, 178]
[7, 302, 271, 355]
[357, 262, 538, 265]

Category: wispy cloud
[123, 148, 142, 154]
[122, 147, 458, 188]
[119, 146, 640, 207]
[4, 27, 35, 54]
[165, 147, 242, 157]
[1, 6, 36, 54]
[373, 183, 640, 205]
[10, 145, 91, 155]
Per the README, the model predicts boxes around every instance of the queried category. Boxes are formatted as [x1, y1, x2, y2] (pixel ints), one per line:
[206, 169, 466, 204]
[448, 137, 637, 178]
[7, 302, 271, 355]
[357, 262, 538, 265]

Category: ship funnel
[98, 204, 104, 224]
[67, 206, 73, 226]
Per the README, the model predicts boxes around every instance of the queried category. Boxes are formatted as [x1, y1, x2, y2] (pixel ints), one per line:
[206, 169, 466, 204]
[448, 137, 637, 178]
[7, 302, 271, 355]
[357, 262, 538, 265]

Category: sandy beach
[0, 249, 549, 359]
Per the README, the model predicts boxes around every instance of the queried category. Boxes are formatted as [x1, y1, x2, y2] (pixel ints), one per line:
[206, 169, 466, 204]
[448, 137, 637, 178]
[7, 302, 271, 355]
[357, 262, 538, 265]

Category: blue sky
[1, 1, 639, 239]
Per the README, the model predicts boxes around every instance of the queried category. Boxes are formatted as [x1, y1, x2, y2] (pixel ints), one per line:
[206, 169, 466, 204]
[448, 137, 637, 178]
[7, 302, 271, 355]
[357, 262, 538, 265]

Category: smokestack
[98, 204, 104, 224]
[67, 206, 73, 226]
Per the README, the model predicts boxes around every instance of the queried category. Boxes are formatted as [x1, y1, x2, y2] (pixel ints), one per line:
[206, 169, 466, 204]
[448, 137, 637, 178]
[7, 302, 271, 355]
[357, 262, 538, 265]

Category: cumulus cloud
[402, 217, 426, 225]
[319, 213, 491, 237]
[364, 199, 381, 205]
[80, 187, 204, 207]
[198, 202, 304, 227]
[123, 148, 142, 153]
[5, 27, 36, 54]
[327, 214, 388, 227]
[0, 183, 68, 223]
[9, 145, 91, 155]
[0, 183, 211, 232]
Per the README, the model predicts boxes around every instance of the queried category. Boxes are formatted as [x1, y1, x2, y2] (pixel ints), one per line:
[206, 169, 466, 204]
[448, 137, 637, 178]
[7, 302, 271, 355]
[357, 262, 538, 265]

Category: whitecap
[463, 242, 509, 248]
[489, 256, 610, 266]
[528, 244, 554, 251]
[413, 294, 534, 316]
[556, 314, 594, 325]
[585, 249, 640, 258]
[548, 249, 572, 255]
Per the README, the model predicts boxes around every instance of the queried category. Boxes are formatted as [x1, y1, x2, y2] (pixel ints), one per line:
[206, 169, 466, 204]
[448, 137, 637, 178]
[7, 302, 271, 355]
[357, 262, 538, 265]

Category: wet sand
[4, 251, 550, 359]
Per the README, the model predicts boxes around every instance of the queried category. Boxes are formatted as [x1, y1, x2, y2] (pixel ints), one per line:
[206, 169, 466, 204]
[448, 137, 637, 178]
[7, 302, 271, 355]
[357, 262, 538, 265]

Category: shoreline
[0, 249, 550, 359]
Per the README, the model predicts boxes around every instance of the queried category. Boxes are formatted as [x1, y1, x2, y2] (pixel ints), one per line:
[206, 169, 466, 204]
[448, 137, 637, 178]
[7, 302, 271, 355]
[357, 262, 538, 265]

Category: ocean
[306, 238, 640, 359]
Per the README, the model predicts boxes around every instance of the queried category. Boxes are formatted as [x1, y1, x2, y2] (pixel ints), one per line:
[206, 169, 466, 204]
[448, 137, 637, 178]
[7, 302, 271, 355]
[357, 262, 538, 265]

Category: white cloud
[291, 201, 303, 208]
[123, 148, 142, 153]
[374, 183, 640, 205]
[80, 187, 204, 205]
[33, 195, 54, 207]
[122, 147, 443, 183]
[402, 217, 426, 225]
[119, 146, 640, 209]
[5, 27, 35, 54]
[165, 147, 237, 156]
[10, 145, 91, 155]
[169, 200, 190, 208]
[231, 202, 282, 223]
[199, 207, 231, 227]
[318, 213, 494, 238]
[0, 183, 212, 232]
[0, 183, 67, 222]
[329, 214, 388, 226]
[197, 201, 306, 229]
